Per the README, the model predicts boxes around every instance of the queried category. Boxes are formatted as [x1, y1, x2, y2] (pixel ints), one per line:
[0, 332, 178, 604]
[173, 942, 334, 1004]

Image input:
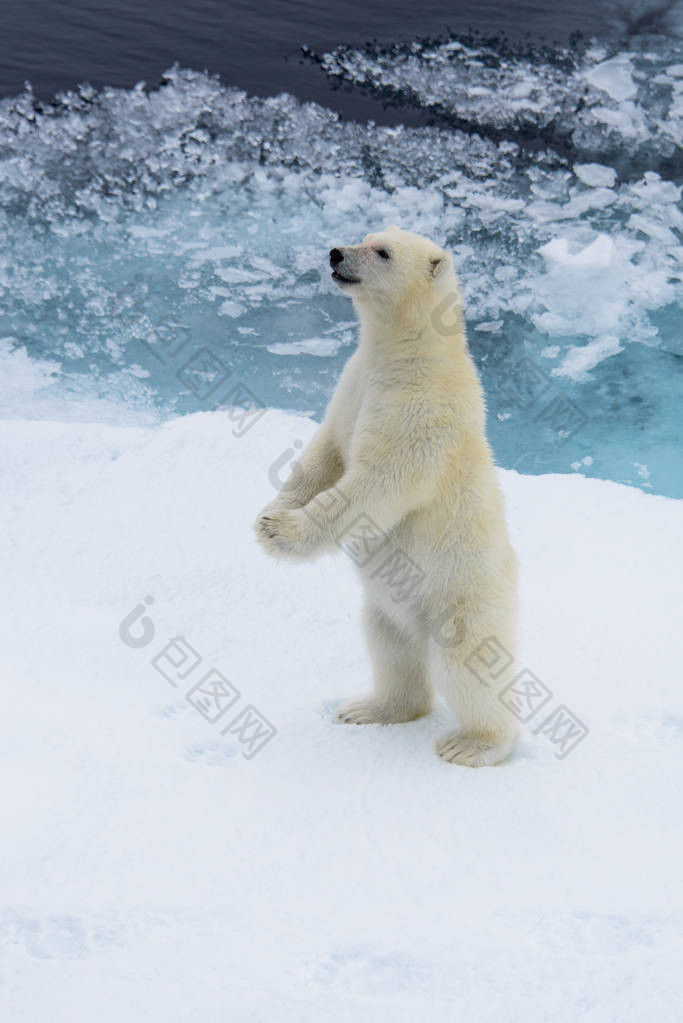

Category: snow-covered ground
[2, 408, 682, 1021]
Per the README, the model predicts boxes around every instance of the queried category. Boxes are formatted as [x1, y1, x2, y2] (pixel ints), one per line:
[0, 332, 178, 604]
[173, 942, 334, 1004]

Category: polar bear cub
[255, 226, 519, 767]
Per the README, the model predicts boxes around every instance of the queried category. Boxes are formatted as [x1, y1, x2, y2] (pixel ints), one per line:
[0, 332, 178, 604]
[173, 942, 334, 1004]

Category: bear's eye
[376, 248, 391, 260]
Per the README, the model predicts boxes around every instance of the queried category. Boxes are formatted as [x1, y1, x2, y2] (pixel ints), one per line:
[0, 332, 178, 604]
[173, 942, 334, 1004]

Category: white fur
[255, 227, 519, 766]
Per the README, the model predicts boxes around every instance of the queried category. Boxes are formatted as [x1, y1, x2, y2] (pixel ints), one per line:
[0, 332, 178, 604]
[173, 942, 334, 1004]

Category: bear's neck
[356, 302, 468, 371]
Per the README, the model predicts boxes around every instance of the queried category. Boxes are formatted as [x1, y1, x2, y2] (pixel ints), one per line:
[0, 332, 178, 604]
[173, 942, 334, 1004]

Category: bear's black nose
[329, 248, 343, 267]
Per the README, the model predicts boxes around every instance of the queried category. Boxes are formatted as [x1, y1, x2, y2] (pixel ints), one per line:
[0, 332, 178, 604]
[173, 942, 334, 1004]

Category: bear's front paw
[254, 507, 308, 559]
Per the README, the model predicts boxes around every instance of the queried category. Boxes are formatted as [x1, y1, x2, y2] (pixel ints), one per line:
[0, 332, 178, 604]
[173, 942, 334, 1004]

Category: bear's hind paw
[435, 730, 516, 767]
[336, 696, 427, 725]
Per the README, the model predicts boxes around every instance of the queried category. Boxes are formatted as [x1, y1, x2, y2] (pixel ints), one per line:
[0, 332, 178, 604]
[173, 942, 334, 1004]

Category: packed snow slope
[1, 409, 682, 1021]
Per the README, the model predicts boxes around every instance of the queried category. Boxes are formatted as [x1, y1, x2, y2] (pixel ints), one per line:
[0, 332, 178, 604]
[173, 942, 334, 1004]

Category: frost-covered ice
[1, 408, 682, 1021]
[315, 34, 683, 173]
[2, 17, 683, 496]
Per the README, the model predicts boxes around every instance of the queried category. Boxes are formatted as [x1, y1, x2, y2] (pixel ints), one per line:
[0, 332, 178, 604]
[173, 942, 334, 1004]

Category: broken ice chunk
[584, 56, 638, 102]
[573, 163, 617, 188]
[538, 235, 614, 270]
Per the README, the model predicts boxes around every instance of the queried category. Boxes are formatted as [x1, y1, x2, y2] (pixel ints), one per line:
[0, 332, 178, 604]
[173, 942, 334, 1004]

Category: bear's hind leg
[337, 603, 432, 725]
[432, 621, 519, 767]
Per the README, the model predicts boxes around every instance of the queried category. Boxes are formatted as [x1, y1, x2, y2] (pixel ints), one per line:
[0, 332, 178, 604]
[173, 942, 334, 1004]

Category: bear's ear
[429, 251, 448, 279]
[384, 224, 400, 232]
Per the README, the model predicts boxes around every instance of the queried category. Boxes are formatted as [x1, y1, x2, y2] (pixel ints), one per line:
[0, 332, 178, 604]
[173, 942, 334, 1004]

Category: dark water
[2, 0, 677, 112]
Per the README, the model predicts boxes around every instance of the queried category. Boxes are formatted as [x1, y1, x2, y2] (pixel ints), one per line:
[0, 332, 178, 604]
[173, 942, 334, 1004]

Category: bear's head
[328, 226, 454, 321]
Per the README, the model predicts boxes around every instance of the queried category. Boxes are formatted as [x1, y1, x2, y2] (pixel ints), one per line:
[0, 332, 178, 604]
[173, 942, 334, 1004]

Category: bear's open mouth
[331, 270, 360, 284]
